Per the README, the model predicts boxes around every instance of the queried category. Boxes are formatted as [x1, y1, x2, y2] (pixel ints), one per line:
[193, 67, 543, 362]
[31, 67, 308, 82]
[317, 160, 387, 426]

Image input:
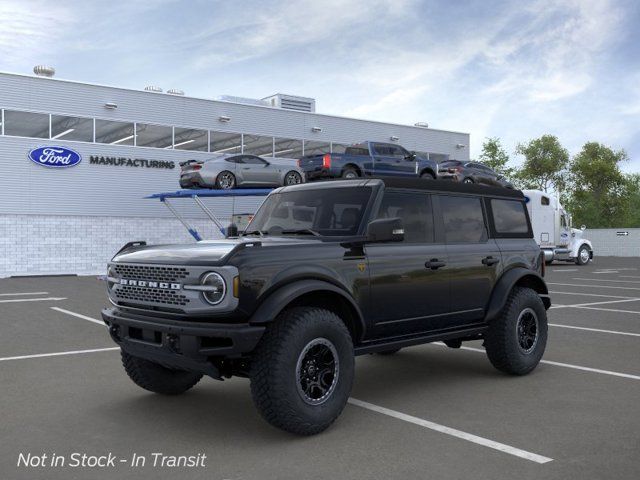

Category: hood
[112, 236, 322, 265]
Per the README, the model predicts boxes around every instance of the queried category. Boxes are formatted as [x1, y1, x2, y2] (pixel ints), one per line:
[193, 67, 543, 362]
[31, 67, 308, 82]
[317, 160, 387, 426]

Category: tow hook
[108, 325, 121, 342]
[166, 334, 180, 353]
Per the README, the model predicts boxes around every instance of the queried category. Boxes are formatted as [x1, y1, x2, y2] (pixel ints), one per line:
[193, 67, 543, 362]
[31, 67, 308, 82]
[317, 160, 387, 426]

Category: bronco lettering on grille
[119, 279, 181, 290]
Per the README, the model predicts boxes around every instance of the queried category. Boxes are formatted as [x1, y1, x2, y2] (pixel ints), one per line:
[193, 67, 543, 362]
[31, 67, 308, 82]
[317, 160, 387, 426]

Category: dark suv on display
[438, 160, 514, 188]
[102, 178, 550, 435]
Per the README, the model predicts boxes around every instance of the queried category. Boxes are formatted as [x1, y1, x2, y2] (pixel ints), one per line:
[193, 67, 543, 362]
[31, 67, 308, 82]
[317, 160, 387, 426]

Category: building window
[135, 123, 173, 149]
[173, 127, 208, 151]
[331, 143, 349, 154]
[273, 137, 303, 158]
[95, 119, 135, 145]
[243, 134, 274, 156]
[210, 131, 243, 154]
[4, 110, 49, 138]
[51, 115, 93, 142]
[303, 140, 330, 156]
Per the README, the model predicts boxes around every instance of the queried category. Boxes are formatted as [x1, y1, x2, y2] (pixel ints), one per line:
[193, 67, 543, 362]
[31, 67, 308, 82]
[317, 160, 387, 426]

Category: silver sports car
[179, 154, 305, 189]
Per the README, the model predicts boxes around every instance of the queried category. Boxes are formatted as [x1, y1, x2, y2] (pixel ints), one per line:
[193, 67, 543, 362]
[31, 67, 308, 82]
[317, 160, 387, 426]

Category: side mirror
[366, 217, 404, 243]
[404, 153, 416, 161]
[225, 223, 238, 238]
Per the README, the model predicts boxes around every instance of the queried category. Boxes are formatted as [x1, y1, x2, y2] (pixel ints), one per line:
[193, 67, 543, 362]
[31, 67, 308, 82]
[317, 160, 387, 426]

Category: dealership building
[0, 69, 470, 277]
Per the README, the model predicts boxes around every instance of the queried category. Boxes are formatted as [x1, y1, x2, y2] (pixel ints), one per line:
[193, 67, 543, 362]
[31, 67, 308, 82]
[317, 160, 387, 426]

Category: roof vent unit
[144, 85, 163, 93]
[167, 88, 185, 96]
[262, 94, 316, 113]
[217, 95, 270, 107]
[33, 65, 55, 77]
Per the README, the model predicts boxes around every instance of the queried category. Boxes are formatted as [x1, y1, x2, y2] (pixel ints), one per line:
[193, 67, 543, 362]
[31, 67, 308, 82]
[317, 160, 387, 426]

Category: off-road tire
[341, 167, 359, 179]
[121, 350, 202, 395]
[575, 245, 591, 265]
[377, 348, 402, 355]
[249, 307, 354, 435]
[484, 287, 547, 375]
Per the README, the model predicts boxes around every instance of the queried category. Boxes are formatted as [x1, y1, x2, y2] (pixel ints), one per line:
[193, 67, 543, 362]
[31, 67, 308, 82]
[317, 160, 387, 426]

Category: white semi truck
[523, 190, 593, 265]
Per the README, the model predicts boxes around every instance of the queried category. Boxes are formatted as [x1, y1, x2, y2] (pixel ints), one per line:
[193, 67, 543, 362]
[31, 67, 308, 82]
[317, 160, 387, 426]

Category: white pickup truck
[523, 190, 593, 265]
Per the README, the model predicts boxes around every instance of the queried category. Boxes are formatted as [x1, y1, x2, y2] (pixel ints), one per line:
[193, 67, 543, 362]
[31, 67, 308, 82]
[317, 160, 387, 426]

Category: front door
[366, 190, 450, 337]
[438, 194, 501, 326]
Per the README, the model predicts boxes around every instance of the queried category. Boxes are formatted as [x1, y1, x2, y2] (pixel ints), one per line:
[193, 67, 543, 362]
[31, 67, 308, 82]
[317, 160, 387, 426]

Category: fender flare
[485, 268, 550, 322]
[248, 279, 366, 339]
[571, 239, 593, 258]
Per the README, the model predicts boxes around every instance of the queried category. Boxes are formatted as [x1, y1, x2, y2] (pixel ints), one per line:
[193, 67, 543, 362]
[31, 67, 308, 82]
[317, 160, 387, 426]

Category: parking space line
[569, 305, 640, 315]
[348, 398, 553, 464]
[437, 344, 640, 381]
[0, 297, 66, 303]
[549, 291, 636, 299]
[550, 298, 640, 309]
[0, 292, 49, 296]
[51, 307, 105, 326]
[550, 269, 578, 272]
[572, 278, 640, 284]
[0, 347, 119, 362]
[547, 282, 640, 291]
[620, 275, 640, 279]
[549, 323, 640, 337]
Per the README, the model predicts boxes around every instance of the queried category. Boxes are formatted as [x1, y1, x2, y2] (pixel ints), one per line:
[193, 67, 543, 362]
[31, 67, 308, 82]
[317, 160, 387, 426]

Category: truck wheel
[463, 177, 474, 184]
[250, 307, 354, 435]
[216, 171, 236, 189]
[575, 245, 591, 265]
[484, 287, 547, 375]
[420, 171, 436, 180]
[341, 167, 359, 179]
[121, 350, 202, 395]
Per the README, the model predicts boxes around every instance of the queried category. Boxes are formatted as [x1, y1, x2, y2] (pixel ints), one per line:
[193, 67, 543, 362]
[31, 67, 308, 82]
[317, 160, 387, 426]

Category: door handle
[425, 259, 446, 270]
[482, 256, 500, 266]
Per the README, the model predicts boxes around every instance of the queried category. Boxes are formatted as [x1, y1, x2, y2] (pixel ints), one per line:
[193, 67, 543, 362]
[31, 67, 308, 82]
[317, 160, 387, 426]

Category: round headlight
[201, 272, 226, 305]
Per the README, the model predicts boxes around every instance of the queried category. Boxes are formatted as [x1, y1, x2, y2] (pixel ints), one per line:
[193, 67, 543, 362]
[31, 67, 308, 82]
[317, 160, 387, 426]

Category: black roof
[377, 177, 524, 198]
[280, 177, 524, 199]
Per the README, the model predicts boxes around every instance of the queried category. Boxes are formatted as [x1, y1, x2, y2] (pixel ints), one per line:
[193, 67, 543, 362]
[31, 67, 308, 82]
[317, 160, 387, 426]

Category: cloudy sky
[1, 0, 639, 170]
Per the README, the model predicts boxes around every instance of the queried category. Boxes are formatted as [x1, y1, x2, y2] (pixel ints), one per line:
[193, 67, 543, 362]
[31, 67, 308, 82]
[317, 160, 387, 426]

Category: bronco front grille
[114, 264, 189, 283]
[115, 285, 190, 306]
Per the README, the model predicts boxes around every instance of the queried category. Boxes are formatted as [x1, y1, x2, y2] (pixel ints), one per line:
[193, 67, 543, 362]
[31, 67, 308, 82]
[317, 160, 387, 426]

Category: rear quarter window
[490, 199, 531, 236]
[440, 195, 487, 243]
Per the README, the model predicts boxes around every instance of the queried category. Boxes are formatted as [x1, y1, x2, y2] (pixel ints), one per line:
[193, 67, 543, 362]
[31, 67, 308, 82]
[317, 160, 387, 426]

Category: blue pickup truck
[298, 141, 439, 181]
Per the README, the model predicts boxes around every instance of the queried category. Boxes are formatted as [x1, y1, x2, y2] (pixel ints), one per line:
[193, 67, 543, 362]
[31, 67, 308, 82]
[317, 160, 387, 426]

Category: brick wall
[0, 214, 226, 277]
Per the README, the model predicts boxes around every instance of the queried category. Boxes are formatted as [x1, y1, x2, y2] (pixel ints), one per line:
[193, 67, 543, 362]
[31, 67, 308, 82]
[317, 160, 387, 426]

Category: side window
[225, 156, 242, 164]
[242, 155, 267, 165]
[491, 199, 529, 234]
[388, 145, 408, 159]
[375, 191, 434, 243]
[372, 143, 391, 156]
[440, 195, 487, 243]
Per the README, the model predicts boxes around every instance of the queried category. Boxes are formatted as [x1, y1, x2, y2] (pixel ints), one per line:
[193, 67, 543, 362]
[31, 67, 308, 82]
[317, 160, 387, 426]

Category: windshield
[245, 187, 373, 237]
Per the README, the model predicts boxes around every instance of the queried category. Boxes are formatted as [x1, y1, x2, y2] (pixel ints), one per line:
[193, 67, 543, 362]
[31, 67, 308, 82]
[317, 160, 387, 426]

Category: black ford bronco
[102, 178, 551, 435]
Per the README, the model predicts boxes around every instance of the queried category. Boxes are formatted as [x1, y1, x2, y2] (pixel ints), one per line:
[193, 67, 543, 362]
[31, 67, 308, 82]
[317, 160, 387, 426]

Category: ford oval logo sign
[28, 146, 82, 168]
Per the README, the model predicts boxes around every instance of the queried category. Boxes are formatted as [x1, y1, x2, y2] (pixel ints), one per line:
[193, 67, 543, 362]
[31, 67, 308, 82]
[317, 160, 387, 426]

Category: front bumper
[102, 307, 265, 378]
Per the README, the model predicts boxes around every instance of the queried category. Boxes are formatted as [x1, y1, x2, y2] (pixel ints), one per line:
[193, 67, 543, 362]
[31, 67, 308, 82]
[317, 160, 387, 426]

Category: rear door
[438, 194, 502, 326]
[371, 143, 400, 176]
[366, 190, 450, 337]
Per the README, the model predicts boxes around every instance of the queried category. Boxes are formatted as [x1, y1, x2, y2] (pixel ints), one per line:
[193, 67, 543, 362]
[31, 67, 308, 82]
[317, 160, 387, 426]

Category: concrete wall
[583, 228, 640, 257]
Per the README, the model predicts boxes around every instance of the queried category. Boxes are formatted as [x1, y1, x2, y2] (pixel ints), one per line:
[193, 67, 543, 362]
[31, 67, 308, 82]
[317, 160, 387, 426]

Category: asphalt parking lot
[1, 257, 639, 480]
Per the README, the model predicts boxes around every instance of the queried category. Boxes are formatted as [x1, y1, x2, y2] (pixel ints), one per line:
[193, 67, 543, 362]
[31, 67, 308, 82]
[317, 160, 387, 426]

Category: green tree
[624, 174, 640, 227]
[514, 135, 569, 192]
[478, 137, 514, 179]
[566, 142, 629, 228]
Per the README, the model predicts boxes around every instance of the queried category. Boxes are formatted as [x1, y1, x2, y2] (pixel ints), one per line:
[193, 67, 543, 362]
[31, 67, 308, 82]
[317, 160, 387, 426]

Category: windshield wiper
[281, 229, 321, 237]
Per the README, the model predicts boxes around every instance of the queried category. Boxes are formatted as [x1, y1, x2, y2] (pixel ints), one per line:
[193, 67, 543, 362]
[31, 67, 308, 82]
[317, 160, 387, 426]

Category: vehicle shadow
[97, 345, 507, 442]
